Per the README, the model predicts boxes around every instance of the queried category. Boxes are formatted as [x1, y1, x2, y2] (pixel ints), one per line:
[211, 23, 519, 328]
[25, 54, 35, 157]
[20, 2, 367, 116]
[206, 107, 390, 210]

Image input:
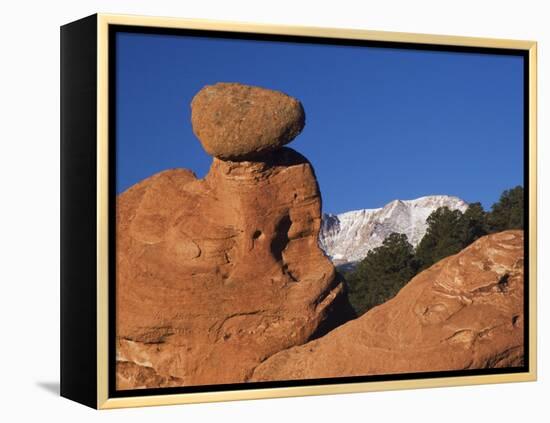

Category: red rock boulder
[191, 82, 305, 160]
[252, 230, 525, 381]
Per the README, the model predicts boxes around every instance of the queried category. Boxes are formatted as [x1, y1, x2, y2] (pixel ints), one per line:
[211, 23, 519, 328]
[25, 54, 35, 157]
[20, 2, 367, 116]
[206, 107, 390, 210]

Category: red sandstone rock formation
[116, 83, 352, 389]
[116, 82, 524, 390]
[251, 230, 525, 381]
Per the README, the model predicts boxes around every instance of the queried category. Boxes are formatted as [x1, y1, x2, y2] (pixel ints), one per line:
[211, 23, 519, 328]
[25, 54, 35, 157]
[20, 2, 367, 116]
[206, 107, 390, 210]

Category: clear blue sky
[116, 32, 524, 214]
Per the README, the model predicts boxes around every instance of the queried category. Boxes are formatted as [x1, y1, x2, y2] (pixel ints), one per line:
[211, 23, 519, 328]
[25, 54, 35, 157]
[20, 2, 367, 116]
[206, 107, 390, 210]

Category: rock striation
[252, 230, 525, 381]
[116, 83, 352, 389]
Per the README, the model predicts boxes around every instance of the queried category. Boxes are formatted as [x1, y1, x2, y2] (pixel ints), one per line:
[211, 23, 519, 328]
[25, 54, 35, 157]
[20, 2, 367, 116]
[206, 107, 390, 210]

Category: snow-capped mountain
[319, 195, 468, 267]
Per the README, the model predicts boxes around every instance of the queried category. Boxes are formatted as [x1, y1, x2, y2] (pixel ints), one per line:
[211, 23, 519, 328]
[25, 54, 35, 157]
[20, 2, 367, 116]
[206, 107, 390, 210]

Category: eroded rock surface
[252, 230, 525, 381]
[116, 147, 353, 388]
[116, 82, 523, 390]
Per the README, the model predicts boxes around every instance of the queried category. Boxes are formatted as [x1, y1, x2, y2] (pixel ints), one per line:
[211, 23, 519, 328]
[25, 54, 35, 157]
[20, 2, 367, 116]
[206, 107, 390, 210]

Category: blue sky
[116, 32, 524, 214]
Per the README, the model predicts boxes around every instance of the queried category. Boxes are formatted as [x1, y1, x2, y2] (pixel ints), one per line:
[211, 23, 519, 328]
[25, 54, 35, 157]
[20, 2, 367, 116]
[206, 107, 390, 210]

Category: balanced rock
[116, 147, 354, 389]
[191, 83, 305, 160]
[252, 230, 525, 381]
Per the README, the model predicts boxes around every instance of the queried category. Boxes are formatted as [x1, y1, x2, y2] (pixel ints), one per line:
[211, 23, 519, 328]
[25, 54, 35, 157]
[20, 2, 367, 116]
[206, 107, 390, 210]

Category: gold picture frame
[60, 13, 537, 409]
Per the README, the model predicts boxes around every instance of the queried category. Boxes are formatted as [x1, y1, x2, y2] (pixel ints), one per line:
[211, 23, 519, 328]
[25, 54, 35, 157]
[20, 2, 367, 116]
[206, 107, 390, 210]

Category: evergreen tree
[415, 207, 464, 271]
[487, 186, 524, 232]
[459, 202, 489, 246]
[341, 186, 524, 317]
[345, 233, 417, 316]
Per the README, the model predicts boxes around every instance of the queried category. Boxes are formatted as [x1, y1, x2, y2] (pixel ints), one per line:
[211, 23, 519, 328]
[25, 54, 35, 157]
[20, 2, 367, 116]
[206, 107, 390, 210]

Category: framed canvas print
[60, 13, 537, 409]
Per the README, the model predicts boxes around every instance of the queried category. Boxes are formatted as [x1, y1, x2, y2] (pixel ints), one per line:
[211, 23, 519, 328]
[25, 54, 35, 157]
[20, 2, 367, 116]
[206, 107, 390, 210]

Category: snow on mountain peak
[319, 195, 468, 266]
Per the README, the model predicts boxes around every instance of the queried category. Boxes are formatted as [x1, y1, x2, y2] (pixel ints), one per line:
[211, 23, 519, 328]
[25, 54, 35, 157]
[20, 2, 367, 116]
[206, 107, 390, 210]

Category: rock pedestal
[116, 83, 352, 389]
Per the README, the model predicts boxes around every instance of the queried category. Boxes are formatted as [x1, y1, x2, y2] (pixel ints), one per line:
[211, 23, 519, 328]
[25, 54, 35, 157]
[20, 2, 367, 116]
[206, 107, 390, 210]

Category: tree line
[343, 186, 524, 316]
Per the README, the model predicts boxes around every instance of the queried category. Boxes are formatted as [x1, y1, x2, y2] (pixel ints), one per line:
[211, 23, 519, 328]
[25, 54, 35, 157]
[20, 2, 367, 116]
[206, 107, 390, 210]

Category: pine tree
[345, 233, 417, 316]
[415, 207, 464, 271]
[487, 186, 524, 232]
[341, 186, 524, 317]
[459, 202, 488, 246]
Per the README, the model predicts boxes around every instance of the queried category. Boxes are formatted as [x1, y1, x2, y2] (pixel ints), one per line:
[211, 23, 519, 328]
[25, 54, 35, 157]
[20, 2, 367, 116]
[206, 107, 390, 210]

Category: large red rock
[252, 230, 525, 381]
[116, 148, 353, 389]
[191, 83, 305, 160]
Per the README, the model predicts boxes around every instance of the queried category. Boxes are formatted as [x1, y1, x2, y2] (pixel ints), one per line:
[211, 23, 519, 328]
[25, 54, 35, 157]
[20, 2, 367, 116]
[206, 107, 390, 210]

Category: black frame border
[60, 14, 99, 409]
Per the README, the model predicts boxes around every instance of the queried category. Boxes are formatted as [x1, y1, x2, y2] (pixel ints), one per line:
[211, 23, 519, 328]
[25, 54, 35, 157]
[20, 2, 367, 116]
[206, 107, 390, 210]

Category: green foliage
[343, 186, 524, 317]
[460, 202, 489, 246]
[486, 186, 524, 232]
[415, 207, 465, 271]
[415, 202, 490, 271]
[345, 233, 418, 316]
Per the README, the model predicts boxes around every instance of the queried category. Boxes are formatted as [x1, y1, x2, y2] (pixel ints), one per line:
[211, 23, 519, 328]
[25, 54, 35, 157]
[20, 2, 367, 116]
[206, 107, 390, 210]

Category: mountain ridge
[319, 195, 469, 267]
